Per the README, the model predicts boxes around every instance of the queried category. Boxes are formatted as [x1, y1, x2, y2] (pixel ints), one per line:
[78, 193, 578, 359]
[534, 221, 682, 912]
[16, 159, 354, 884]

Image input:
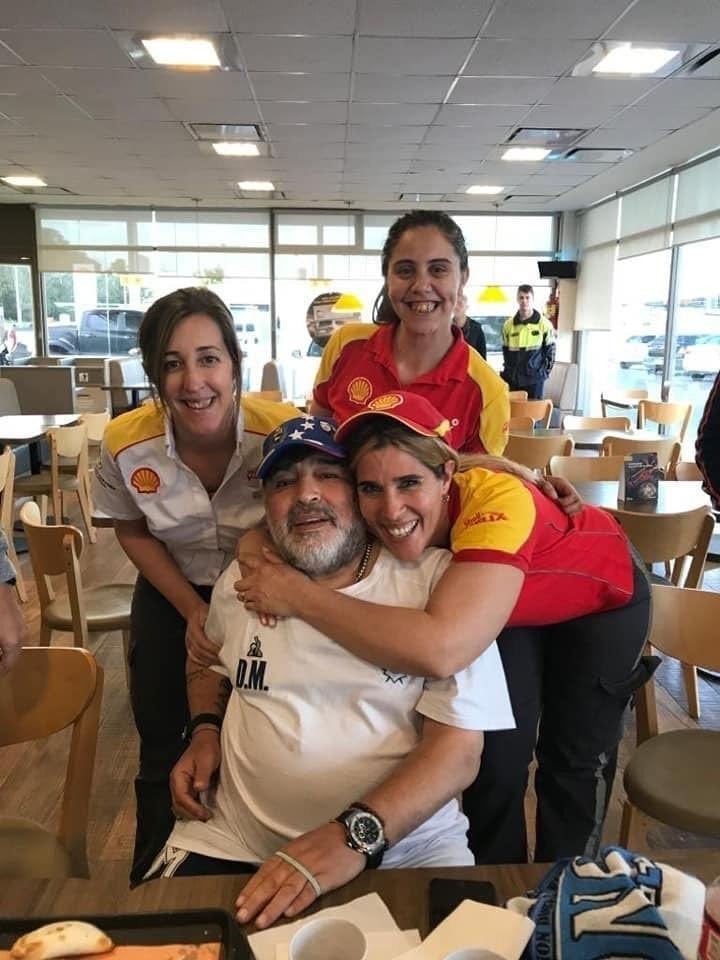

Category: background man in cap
[149, 416, 514, 927]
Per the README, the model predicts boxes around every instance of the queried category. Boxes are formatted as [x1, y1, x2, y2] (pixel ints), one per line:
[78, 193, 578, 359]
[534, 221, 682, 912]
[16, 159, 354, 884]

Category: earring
[441, 493, 450, 503]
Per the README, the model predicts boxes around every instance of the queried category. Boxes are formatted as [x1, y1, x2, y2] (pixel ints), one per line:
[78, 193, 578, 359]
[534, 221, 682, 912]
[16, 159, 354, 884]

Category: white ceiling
[0, 0, 719, 212]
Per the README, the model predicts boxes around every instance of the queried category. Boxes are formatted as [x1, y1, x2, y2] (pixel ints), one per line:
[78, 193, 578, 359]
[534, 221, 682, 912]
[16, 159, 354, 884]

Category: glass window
[0, 263, 36, 361]
[276, 213, 356, 247]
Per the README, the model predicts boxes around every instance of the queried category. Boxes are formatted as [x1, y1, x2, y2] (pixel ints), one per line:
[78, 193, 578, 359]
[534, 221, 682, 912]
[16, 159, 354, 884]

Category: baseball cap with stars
[255, 415, 346, 480]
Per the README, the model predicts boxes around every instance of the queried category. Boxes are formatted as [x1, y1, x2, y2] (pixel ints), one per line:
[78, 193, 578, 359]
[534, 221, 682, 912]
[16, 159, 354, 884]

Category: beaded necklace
[354, 539, 375, 583]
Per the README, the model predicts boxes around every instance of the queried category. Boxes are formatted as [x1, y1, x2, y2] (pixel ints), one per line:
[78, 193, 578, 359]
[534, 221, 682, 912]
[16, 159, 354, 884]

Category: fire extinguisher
[545, 282, 559, 329]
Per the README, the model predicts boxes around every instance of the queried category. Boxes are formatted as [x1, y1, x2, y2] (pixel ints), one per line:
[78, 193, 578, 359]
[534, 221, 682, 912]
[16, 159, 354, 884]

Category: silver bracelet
[275, 850, 322, 896]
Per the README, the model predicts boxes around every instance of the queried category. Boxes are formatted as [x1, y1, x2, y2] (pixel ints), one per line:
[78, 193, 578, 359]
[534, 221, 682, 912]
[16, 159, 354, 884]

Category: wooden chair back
[507, 390, 528, 401]
[20, 501, 88, 646]
[637, 399, 692, 442]
[673, 460, 703, 482]
[614, 506, 714, 588]
[80, 411, 110, 445]
[0, 446, 26, 601]
[562, 415, 631, 431]
[601, 435, 682, 477]
[507, 415, 534, 433]
[0, 646, 103, 877]
[509, 398, 553, 428]
[548, 454, 626, 482]
[504, 434, 574, 473]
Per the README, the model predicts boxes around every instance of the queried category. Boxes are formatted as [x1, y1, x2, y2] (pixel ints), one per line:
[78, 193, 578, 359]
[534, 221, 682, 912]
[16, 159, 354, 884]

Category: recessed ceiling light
[502, 147, 550, 162]
[141, 37, 220, 67]
[466, 185, 504, 195]
[212, 142, 260, 156]
[593, 45, 678, 74]
[238, 180, 275, 191]
[2, 175, 47, 187]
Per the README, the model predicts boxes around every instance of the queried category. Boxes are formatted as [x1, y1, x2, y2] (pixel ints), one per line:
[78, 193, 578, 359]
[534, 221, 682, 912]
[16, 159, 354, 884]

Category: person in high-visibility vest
[501, 284, 556, 399]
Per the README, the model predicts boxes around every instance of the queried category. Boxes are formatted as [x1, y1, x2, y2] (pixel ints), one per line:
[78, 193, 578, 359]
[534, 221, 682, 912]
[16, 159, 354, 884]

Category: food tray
[0, 909, 252, 960]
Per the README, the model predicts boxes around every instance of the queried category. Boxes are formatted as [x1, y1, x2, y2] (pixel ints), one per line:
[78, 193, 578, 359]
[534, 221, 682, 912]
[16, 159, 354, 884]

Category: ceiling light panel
[2, 174, 46, 186]
[141, 37, 220, 67]
[573, 41, 707, 78]
[211, 142, 260, 157]
[466, 185, 504, 195]
[502, 147, 551, 161]
[238, 180, 275, 191]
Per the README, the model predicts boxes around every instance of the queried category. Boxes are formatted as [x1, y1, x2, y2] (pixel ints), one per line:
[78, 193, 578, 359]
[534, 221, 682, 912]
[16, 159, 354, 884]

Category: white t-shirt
[169, 546, 515, 867]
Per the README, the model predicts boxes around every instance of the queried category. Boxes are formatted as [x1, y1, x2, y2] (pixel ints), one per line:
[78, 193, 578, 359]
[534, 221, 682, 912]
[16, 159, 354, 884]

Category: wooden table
[513, 427, 667, 452]
[2, 852, 720, 935]
[0, 413, 79, 472]
[573, 479, 712, 516]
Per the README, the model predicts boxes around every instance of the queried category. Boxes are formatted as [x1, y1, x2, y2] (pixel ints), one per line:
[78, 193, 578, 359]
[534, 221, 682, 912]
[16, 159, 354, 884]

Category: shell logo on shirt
[347, 377, 373, 405]
[130, 466, 161, 494]
[462, 510, 508, 528]
[368, 393, 403, 411]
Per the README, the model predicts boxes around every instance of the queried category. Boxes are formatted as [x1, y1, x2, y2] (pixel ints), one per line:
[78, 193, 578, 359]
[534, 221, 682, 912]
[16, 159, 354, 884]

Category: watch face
[351, 813, 381, 848]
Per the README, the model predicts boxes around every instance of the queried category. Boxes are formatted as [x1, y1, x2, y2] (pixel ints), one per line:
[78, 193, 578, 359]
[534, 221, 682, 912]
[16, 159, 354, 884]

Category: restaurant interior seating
[0, 645, 103, 877]
[601, 435, 682, 479]
[613, 506, 714, 722]
[620, 585, 720, 849]
[548, 453, 626, 482]
[509, 398, 553, 428]
[544, 361, 579, 426]
[562, 414, 631, 431]
[0, 446, 26, 602]
[600, 388, 649, 423]
[507, 390, 528, 401]
[507, 415, 534, 433]
[20, 502, 133, 687]
[504, 433, 573, 474]
[103, 357, 146, 416]
[637, 399, 693, 443]
[14, 423, 96, 543]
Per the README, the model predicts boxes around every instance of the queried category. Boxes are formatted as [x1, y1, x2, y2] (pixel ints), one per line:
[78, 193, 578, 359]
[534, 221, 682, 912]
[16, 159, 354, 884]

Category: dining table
[572, 479, 712, 516]
[511, 426, 670, 452]
[0, 413, 79, 473]
[1, 851, 719, 937]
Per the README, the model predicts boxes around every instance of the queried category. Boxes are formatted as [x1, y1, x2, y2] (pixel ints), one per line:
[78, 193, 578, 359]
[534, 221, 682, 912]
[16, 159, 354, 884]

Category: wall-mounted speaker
[537, 260, 577, 280]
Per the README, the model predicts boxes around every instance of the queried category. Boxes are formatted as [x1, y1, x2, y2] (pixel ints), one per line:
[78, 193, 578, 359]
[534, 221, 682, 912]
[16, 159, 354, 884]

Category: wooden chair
[613, 505, 714, 721]
[601, 435, 682, 478]
[0, 646, 103, 877]
[79, 410, 110, 473]
[0, 446, 27, 602]
[673, 460, 703, 482]
[600, 388, 648, 421]
[562, 414, 632, 431]
[509, 398, 553, 428]
[504, 434, 573, 474]
[19, 502, 133, 687]
[637, 399, 692, 443]
[548, 454, 626, 482]
[14, 423, 96, 544]
[507, 390, 528, 401]
[507, 415, 534, 434]
[620, 585, 720, 849]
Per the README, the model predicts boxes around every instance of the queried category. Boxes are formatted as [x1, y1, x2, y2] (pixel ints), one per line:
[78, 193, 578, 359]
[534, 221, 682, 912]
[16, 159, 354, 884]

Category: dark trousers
[508, 379, 545, 399]
[128, 575, 213, 886]
[464, 561, 652, 863]
[144, 851, 256, 881]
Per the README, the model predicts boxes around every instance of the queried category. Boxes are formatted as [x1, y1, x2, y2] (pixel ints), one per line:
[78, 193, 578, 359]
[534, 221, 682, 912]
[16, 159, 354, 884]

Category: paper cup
[289, 917, 367, 960]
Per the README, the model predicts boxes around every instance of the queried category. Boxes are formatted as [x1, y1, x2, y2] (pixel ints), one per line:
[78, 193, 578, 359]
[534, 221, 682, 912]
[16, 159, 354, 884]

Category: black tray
[0, 910, 252, 960]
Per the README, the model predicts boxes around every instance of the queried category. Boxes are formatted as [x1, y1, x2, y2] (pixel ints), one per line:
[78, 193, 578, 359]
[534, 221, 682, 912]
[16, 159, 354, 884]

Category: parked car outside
[618, 334, 655, 369]
[682, 334, 720, 378]
[644, 334, 703, 373]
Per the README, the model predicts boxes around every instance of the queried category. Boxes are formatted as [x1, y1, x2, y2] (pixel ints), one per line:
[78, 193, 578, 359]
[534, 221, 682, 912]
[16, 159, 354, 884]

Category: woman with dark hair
[310, 210, 510, 455]
[93, 286, 298, 884]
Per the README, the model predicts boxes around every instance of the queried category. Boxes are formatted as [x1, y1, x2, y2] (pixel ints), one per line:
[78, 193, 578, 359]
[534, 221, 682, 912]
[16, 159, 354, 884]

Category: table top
[574, 479, 712, 515]
[0, 413, 79, 443]
[2, 852, 720, 935]
[510, 427, 667, 450]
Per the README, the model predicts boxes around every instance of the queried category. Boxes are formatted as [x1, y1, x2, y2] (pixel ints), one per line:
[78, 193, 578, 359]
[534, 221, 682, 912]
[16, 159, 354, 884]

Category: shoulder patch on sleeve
[103, 404, 165, 458]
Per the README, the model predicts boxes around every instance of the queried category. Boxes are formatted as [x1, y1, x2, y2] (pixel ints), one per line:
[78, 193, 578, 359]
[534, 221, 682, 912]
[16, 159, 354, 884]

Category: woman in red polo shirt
[310, 210, 509, 455]
[236, 391, 653, 866]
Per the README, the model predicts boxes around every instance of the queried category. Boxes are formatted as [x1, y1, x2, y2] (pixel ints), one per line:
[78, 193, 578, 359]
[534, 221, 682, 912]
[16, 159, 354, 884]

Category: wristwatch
[335, 803, 387, 868]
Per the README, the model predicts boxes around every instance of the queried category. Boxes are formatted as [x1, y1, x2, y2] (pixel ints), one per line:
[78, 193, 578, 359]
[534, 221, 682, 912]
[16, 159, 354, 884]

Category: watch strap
[335, 804, 387, 869]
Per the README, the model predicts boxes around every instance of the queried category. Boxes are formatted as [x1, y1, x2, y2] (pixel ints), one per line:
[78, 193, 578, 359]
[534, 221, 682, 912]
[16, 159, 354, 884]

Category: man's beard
[268, 503, 368, 578]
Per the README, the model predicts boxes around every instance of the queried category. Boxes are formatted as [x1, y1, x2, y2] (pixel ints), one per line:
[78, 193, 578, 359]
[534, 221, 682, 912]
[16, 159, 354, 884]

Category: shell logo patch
[368, 393, 403, 411]
[347, 377, 372, 405]
[130, 466, 161, 494]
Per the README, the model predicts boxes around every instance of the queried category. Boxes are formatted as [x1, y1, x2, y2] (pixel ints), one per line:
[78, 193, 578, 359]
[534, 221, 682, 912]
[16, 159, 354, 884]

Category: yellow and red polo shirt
[313, 323, 509, 455]
[93, 396, 298, 586]
[448, 468, 635, 625]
